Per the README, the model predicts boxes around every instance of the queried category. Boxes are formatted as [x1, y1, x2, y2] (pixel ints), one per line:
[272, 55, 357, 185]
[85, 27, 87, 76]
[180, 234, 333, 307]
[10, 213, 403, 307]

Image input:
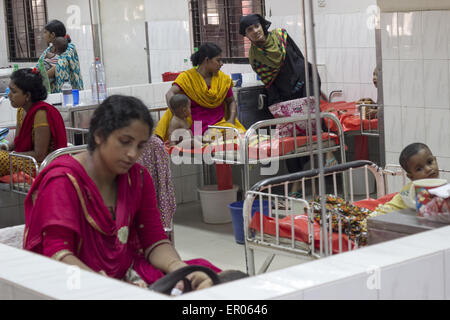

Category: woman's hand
[186, 271, 214, 290]
[171, 270, 213, 294]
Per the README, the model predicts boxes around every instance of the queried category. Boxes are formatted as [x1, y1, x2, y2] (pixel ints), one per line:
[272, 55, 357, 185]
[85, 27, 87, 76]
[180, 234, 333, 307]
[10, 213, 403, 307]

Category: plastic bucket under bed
[198, 185, 239, 224]
[228, 200, 270, 244]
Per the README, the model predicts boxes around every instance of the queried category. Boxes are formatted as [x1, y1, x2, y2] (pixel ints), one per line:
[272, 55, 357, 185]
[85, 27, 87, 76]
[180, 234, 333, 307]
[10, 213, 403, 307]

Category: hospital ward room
[1, 0, 450, 302]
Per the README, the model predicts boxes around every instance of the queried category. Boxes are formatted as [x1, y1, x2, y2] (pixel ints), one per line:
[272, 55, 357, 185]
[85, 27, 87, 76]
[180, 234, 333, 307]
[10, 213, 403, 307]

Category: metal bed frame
[7, 127, 89, 195]
[243, 160, 386, 276]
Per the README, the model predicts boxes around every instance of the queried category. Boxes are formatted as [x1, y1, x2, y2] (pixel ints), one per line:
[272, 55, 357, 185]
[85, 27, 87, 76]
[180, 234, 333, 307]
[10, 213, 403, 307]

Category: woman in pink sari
[23, 95, 220, 290]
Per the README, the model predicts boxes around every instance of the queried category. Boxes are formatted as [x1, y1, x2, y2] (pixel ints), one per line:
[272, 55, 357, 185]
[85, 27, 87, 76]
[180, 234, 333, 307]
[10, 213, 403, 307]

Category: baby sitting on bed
[43, 37, 68, 84]
[168, 94, 202, 148]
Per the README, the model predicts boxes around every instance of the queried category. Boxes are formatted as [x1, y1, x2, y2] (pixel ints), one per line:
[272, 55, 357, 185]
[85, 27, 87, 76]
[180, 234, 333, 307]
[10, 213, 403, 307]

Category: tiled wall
[264, 0, 377, 102]
[99, 0, 150, 87]
[145, 0, 192, 83]
[381, 10, 450, 171]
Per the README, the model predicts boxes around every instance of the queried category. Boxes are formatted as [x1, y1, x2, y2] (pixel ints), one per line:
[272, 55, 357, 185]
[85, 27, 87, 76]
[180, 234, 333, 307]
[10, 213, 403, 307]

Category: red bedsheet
[248, 193, 396, 254]
[320, 101, 378, 133]
[166, 133, 339, 160]
[249, 212, 353, 254]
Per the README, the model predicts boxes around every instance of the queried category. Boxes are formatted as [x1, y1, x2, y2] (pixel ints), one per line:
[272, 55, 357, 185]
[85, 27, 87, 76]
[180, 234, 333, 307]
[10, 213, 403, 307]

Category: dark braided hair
[10, 68, 47, 102]
[88, 95, 154, 152]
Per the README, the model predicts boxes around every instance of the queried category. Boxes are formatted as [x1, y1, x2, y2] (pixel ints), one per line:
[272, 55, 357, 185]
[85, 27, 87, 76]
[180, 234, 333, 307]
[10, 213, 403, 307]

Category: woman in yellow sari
[154, 43, 245, 142]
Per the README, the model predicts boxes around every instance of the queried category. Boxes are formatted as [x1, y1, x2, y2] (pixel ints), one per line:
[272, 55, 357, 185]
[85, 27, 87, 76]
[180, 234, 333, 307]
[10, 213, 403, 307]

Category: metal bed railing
[206, 112, 347, 194]
[6, 127, 89, 195]
[358, 103, 379, 137]
[243, 160, 385, 275]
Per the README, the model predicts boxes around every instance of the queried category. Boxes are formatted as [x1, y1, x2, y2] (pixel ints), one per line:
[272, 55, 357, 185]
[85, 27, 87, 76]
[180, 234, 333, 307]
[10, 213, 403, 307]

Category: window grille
[5, 0, 48, 62]
[190, 0, 265, 63]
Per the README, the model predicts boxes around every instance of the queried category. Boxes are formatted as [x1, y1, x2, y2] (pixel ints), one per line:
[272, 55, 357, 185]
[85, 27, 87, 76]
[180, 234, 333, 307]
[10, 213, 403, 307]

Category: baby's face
[406, 148, 439, 180]
[183, 102, 191, 117]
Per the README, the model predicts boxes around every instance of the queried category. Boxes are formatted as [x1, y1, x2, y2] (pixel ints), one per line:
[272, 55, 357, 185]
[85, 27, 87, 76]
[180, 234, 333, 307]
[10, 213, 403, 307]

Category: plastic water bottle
[90, 57, 107, 103]
[62, 82, 73, 107]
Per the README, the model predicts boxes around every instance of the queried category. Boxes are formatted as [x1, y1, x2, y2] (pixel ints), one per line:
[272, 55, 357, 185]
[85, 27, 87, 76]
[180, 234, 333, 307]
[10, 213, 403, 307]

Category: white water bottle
[90, 57, 107, 103]
[62, 81, 73, 107]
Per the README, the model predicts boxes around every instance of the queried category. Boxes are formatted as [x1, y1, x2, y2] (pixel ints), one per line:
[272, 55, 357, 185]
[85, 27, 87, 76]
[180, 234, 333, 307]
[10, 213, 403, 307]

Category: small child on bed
[373, 142, 439, 215]
[168, 94, 202, 148]
[359, 143, 440, 235]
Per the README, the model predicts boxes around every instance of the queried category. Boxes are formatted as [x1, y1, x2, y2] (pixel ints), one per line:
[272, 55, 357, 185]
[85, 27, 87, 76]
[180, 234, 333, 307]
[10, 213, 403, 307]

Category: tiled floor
[172, 201, 314, 273]
[0, 187, 25, 228]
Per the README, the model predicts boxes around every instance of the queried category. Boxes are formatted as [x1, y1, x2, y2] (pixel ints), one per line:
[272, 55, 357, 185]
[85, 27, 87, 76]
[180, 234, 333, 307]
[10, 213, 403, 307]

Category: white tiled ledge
[1, 225, 450, 300]
[0, 243, 168, 300]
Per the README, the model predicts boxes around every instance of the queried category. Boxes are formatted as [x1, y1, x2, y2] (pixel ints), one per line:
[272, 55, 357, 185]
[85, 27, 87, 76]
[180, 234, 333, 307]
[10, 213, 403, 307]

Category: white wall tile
[425, 109, 450, 158]
[421, 11, 448, 60]
[382, 60, 401, 106]
[399, 60, 425, 108]
[341, 13, 360, 48]
[381, 12, 399, 60]
[343, 83, 361, 102]
[326, 49, 344, 83]
[401, 107, 426, 147]
[398, 12, 423, 60]
[342, 49, 360, 83]
[325, 14, 343, 48]
[358, 12, 376, 48]
[379, 252, 445, 299]
[384, 106, 403, 153]
[448, 11, 450, 60]
[314, 14, 327, 48]
[360, 83, 377, 101]
[423, 60, 449, 108]
[359, 48, 377, 84]
[438, 157, 450, 171]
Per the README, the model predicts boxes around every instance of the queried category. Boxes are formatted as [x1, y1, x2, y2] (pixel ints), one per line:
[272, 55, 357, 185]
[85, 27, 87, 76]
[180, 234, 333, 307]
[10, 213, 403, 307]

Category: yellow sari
[154, 69, 245, 141]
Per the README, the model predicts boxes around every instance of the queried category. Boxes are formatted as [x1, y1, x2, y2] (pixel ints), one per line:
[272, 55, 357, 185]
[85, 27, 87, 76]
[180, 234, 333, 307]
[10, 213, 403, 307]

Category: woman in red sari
[0, 68, 67, 176]
[23, 95, 220, 290]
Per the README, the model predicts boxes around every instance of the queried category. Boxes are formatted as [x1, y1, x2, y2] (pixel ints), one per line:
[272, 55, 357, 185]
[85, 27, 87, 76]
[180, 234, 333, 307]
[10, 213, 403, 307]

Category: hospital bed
[243, 160, 450, 275]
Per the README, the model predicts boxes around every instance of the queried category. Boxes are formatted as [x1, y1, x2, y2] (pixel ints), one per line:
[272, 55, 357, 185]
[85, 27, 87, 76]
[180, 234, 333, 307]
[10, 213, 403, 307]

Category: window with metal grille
[5, 0, 48, 62]
[190, 0, 265, 63]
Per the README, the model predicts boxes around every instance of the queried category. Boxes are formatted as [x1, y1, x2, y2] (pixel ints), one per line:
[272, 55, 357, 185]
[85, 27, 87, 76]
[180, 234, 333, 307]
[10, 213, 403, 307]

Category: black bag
[149, 265, 248, 295]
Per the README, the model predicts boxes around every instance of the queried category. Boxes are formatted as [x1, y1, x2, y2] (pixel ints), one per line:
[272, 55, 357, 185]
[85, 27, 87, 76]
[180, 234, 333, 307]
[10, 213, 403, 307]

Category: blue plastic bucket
[228, 200, 269, 244]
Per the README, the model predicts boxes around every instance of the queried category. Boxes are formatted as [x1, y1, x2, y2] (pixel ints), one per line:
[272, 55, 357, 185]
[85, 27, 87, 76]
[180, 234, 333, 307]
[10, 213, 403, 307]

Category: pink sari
[23, 155, 220, 284]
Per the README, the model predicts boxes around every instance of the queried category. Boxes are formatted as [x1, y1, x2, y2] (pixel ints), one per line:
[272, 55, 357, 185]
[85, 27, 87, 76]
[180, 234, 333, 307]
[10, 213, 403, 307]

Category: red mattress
[320, 101, 378, 133]
[167, 133, 339, 160]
